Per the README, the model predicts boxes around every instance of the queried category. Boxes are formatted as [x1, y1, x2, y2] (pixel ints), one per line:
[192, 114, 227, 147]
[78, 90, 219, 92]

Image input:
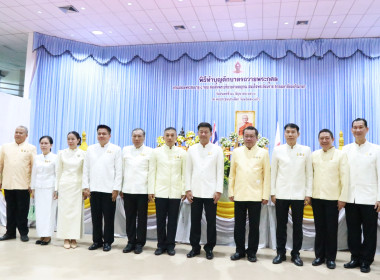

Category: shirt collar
[244, 145, 257, 152]
[322, 146, 335, 153]
[133, 144, 145, 151]
[163, 144, 175, 150]
[354, 140, 368, 148]
[199, 142, 212, 149]
[14, 141, 27, 146]
[286, 143, 298, 149]
[98, 142, 111, 149]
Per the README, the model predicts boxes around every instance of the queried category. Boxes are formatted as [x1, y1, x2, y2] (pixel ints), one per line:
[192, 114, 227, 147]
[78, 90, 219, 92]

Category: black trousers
[234, 201, 262, 255]
[345, 202, 378, 265]
[275, 199, 304, 256]
[4, 189, 30, 236]
[190, 197, 217, 252]
[312, 198, 339, 261]
[155, 197, 181, 250]
[123, 193, 148, 246]
[90, 191, 116, 244]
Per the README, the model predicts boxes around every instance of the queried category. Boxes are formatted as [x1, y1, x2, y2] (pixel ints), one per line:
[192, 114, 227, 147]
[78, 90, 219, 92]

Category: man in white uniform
[185, 122, 224, 260]
[83, 125, 122, 252]
[271, 123, 312, 266]
[342, 118, 380, 273]
[148, 127, 186, 256]
[121, 128, 152, 254]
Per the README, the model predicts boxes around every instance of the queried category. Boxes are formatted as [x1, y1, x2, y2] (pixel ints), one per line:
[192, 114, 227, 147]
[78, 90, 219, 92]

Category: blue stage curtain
[29, 33, 380, 153]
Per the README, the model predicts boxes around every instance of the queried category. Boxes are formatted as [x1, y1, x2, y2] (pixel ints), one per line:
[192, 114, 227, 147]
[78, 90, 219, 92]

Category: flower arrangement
[185, 139, 195, 147]
[229, 132, 239, 142]
[186, 131, 195, 138]
[257, 134, 269, 148]
[156, 136, 165, 147]
[224, 156, 230, 185]
[238, 137, 244, 145]
[177, 135, 185, 143]
[194, 136, 200, 143]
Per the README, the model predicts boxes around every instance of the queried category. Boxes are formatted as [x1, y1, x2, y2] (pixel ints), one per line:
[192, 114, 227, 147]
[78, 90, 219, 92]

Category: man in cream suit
[311, 129, 349, 269]
[0, 126, 36, 242]
[121, 128, 152, 254]
[148, 127, 186, 256]
[271, 123, 312, 266]
[83, 125, 122, 252]
[228, 126, 270, 262]
[342, 118, 380, 273]
[185, 122, 224, 260]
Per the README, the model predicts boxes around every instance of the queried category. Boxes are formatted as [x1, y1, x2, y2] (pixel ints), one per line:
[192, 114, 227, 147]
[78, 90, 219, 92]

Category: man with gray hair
[121, 128, 152, 254]
[0, 126, 36, 242]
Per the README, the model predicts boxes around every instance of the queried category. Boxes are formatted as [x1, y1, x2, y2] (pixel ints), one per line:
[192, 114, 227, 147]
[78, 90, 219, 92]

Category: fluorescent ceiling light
[127, 2, 132, 5]
[233, 22, 246, 28]
[284, 22, 289, 25]
[92, 31, 103, 35]
[333, 21, 338, 24]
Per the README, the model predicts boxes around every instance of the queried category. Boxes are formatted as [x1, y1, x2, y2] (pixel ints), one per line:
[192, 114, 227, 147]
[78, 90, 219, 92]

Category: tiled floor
[0, 226, 378, 280]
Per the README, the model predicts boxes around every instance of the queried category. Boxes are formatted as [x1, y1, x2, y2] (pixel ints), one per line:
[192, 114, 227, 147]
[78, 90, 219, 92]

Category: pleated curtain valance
[33, 32, 380, 65]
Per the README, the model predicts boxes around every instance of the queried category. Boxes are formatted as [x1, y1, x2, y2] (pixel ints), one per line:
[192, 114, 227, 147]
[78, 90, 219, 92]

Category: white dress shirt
[31, 153, 57, 189]
[343, 141, 380, 205]
[271, 143, 313, 200]
[185, 142, 224, 198]
[148, 144, 187, 198]
[82, 142, 122, 193]
[122, 145, 153, 194]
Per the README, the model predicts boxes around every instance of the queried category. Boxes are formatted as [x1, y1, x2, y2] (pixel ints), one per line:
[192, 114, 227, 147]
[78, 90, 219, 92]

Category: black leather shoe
[35, 240, 42, 245]
[122, 244, 135, 253]
[272, 254, 286, 264]
[167, 249, 175, 256]
[187, 249, 200, 258]
[247, 254, 257, 262]
[230, 252, 245, 261]
[360, 263, 370, 273]
[134, 245, 143, 254]
[20, 235, 29, 242]
[41, 239, 51, 246]
[344, 259, 360, 269]
[103, 243, 111, 252]
[205, 250, 214, 260]
[291, 255, 303, 266]
[88, 242, 103, 250]
[154, 248, 166, 255]
[0, 234, 16, 241]
[312, 258, 325, 266]
[326, 260, 336, 269]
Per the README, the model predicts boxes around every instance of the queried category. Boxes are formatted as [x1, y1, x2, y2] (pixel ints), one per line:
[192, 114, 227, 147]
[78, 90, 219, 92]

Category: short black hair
[197, 122, 212, 132]
[284, 123, 299, 132]
[164, 127, 177, 133]
[243, 126, 258, 137]
[318, 129, 334, 139]
[39, 135, 53, 145]
[97, 124, 111, 134]
[39, 135, 53, 151]
[132, 128, 145, 136]
[67, 131, 82, 146]
[352, 118, 367, 128]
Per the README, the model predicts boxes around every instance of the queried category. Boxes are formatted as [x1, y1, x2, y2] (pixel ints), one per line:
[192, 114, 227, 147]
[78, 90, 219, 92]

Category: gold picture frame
[235, 111, 255, 136]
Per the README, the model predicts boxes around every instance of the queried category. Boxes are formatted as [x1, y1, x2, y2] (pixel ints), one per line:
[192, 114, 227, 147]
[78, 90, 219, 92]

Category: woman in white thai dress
[54, 131, 85, 249]
[31, 136, 57, 245]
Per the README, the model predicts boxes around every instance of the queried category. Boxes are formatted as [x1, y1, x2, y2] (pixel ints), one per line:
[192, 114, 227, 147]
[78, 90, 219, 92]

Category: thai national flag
[211, 121, 218, 144]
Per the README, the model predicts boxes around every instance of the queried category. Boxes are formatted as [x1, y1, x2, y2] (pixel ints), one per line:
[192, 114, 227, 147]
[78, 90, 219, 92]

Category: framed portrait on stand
[235, 111, 255, 136]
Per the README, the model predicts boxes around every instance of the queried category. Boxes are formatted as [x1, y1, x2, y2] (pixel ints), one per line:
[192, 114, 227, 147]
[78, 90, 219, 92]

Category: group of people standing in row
[0, 119, 378, 274]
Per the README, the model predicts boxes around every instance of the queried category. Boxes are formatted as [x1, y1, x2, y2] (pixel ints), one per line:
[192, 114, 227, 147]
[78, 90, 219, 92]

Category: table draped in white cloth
[55, 148, 85, 240]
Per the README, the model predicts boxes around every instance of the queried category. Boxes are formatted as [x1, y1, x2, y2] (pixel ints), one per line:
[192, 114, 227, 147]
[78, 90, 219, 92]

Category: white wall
[0, 91, 31, 145]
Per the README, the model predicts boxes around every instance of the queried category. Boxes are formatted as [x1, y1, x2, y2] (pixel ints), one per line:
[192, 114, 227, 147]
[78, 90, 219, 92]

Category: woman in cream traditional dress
[54, 131, 85, 249]
[31, 136, 57, 245]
